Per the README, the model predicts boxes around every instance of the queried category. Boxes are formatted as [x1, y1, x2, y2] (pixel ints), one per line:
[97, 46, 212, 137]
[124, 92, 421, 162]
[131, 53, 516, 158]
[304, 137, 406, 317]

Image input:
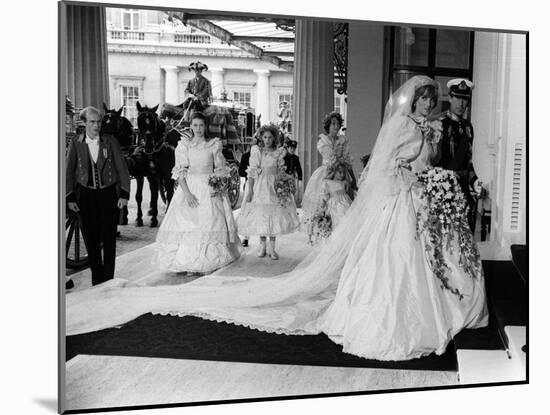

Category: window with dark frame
[233, 91, 252, 108]
[387, 26, 475, 117]
[122, 9, 140, 31]
[121, 85, 140, 125]
[279, 93, 293, 113]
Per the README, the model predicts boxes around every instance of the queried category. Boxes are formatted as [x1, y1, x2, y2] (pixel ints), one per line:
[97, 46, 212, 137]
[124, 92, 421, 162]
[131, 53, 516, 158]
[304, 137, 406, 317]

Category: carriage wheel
[228, 164, 240, 209]
[66, 210, 89, 269]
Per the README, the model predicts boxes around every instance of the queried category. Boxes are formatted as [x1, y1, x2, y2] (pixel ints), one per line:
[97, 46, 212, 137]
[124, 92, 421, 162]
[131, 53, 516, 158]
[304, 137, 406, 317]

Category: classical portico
[157, 64, 283, 118]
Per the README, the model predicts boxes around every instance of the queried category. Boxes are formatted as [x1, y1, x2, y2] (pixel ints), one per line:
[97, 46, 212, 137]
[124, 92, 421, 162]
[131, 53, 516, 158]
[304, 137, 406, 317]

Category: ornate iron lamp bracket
[334, 23, 349, 96]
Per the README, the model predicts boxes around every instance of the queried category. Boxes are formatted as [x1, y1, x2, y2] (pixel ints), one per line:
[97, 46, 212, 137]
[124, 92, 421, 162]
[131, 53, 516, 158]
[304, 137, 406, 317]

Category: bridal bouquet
[274, 168, 296, 207]
[416, 167, 482, 299]
[306, 207, 333, 245]
[208, 166, 232, 198]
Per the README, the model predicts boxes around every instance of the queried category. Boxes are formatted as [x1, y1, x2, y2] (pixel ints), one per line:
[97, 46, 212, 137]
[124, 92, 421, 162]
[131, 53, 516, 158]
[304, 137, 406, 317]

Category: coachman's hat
[188, 61, 209, 72]
[287, 140, 298, 148]
[447, 78, 474, 98]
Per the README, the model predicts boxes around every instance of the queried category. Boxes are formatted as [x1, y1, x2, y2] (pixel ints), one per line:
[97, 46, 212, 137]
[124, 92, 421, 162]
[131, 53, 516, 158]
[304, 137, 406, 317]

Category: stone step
[504, 325, 526, 373]
[457, 349, 525, 385]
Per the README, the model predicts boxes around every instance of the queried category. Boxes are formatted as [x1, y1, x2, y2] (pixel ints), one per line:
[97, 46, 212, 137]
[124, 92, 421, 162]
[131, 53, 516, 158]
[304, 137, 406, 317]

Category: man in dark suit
[66, 106, 130, 286]
[436, 79, 483, 232]
[238, 149, 251, 183]
[284, 140, 303, 206]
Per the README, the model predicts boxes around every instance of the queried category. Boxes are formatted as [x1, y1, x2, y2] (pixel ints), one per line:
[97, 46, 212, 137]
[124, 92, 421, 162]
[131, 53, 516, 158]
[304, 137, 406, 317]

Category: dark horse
[101, 104, 135, 225]
[132, 102, 175, 227]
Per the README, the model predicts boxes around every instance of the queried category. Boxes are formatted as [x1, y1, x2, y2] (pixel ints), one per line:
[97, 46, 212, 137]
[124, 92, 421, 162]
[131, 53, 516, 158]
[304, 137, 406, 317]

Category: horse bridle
[103, 112, 123, 133]
[138, 110, 160, 135]
[137, 111, 166, 156]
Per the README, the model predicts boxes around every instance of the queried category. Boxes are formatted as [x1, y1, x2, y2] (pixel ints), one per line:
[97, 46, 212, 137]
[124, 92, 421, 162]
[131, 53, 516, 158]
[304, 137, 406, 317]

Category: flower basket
[305, 207, 333, 245]
[274, 169, 296, 207]
[208, 167, 232, 198]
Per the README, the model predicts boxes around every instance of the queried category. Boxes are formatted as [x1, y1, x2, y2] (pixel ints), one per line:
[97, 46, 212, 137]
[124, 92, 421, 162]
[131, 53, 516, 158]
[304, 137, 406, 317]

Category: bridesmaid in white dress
[237, 124, 299, 259]
[155, 112, 241, 274]
[301, 112, 351, 226]
[319, 161, 352, 229]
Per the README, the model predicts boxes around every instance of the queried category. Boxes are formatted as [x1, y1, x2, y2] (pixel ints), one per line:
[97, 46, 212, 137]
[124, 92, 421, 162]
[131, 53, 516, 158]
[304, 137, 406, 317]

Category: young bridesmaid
[155, 112, 241, 274]
[320, 161, 353, 229]
[301, 112, 354, 227]
[237, 124, 299, 259]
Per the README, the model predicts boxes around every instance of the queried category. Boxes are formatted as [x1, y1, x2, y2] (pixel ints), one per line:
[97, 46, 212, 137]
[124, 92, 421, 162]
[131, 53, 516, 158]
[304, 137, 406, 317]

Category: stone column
[254, 69, 271, 123]
[210, 67, 225, 100]
[161, 65, 179, 105]
[293, 20, 334, 183]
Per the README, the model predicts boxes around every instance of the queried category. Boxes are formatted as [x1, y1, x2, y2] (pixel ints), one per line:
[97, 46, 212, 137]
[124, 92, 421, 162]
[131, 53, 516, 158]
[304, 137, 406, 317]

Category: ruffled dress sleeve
[171, 137, 190, 181]
[317, 135, 334, 166]
[391, 117, 424, 189]
[210, 138, 228, 174]
[246, 145, 262, 179]
[392, 117, 424, 171]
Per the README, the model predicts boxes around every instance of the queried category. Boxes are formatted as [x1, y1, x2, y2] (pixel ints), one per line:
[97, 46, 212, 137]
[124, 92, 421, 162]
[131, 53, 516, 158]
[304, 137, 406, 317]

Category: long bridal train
[66, 76, 488, 361]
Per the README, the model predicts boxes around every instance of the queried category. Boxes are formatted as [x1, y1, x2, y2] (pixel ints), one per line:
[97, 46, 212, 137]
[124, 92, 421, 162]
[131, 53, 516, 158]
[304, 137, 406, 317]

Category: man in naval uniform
[436, 78, 483, 232]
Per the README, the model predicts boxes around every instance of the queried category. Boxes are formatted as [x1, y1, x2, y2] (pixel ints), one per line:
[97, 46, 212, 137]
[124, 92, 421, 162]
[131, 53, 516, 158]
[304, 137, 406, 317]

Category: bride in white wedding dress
[66, 76, 488, 361]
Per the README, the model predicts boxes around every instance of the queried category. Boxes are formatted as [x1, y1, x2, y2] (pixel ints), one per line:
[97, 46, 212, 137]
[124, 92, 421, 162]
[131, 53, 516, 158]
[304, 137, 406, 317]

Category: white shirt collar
[85, 134, 99, 144]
